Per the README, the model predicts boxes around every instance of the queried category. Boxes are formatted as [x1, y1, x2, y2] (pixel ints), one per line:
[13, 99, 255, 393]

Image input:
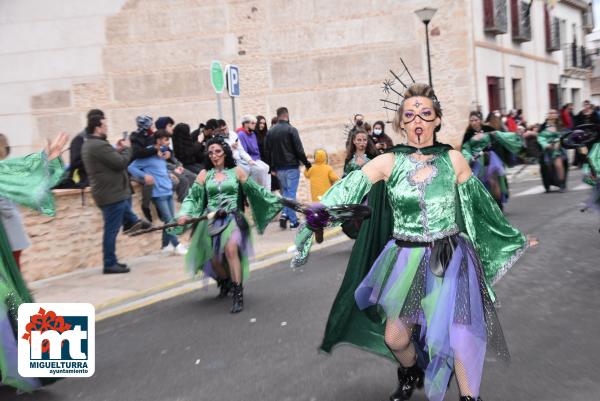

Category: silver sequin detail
[407, 154, 439, 239]
[490, 240, 530, 285]
[392, 226, 460, 243]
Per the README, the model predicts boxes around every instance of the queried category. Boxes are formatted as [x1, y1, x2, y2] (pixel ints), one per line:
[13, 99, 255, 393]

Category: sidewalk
[30, 222, 346, 319]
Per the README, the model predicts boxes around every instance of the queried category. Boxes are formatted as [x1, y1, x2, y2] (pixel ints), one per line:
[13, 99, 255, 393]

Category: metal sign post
[210, 60, 225, 119]
[226, 64, 240, 126]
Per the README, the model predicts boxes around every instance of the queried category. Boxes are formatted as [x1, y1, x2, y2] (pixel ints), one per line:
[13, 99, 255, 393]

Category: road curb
[96, 231, 349, 321]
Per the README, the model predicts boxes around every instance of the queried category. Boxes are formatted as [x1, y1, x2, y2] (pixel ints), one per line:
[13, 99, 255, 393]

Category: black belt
[395, 234, 459, 277]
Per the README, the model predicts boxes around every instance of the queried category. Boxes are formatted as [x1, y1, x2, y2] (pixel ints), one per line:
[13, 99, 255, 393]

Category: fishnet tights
[454, 357, 476, 397]
[384, 319, 477, 397]
[384, 318, 416, 367]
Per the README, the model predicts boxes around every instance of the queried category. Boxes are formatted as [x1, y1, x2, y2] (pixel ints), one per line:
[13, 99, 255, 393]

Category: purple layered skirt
[355, 235, 508, 401]
[186, 214, 253, 282]
[471, 151, 508, 202]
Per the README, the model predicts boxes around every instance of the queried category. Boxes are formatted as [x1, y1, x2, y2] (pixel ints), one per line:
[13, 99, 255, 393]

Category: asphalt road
[2, 170, 599, 401]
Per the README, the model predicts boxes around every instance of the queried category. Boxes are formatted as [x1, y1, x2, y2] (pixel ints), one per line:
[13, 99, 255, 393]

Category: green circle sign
[210, 61, 225, 93]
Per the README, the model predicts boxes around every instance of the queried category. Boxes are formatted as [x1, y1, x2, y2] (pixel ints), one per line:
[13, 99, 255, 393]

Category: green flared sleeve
[536, 130, 556, 150]
[458, 175, 528, 287]
[588, 143, 600, 173]
[242, 178, 282, 234]
[493, 131, 523, 154]
[178, 182, 206, 218]
[170, 182, 206, 236]
[0, 151, 64, 216]
[320, 169, 373, 207]
[292, 170, 373, 267]
[461, 140, 473, 162]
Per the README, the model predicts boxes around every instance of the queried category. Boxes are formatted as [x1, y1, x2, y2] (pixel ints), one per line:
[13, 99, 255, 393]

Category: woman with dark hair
[172, 123, 204, 174]
[344, 128, 377, 176]
[292, 83, 536, 401]
[461, 111, 522, 210]
[370, 120, 394, 153]
[537, 109, 568, 192]
[174, 138, 282, 313]
[255, 115, 268, 160]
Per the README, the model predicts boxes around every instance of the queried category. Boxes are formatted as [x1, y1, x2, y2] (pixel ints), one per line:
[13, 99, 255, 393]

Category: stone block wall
[19, 186, 162, 282]
[6, 0, 475, 159]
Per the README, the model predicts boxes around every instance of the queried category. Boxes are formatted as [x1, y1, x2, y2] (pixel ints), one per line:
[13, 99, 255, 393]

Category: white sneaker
[175, 243, 188, 256]
[161, 244, 175, 254]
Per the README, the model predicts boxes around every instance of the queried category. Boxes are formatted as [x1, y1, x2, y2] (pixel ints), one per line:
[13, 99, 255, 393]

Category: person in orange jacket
[304, 149, 339, 201]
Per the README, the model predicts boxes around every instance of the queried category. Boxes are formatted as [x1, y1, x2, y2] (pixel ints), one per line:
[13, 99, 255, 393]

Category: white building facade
[472, 0, 593, 124]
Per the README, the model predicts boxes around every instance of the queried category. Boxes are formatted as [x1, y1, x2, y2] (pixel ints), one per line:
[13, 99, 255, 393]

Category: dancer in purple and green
[537, 109, 568, 193]
[293, 84, 536, 401]
[343, 128, 378, 177]
[461, 111, 523, 210]
[0, 132, 68, 393]
[174, 137, 282, 313]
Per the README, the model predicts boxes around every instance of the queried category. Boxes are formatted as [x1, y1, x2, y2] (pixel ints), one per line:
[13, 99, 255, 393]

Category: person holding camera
[82, 114, 150, 274]
[128, 129, 187, 256]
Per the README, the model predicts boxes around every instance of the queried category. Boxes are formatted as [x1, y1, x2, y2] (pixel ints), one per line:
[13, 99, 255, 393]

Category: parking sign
[226, 64, 240, 97]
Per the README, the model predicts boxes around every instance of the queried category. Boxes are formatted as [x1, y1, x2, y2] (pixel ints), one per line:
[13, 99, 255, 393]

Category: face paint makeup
[402, 109, 436, 124]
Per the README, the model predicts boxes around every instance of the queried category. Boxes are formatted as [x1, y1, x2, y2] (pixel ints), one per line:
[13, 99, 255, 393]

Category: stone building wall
[8, 0, 477, 280]
[5, 0, 475, 157]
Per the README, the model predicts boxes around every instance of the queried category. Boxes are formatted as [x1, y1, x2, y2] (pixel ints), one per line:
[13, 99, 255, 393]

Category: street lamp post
[415, 7, 437, 88]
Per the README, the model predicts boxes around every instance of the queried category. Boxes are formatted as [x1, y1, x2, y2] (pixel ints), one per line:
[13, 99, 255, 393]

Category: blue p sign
[226, 65, 240, 97]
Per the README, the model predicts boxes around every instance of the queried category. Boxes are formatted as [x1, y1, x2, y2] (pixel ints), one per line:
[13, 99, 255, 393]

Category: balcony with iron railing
[563, 43, 592, 70]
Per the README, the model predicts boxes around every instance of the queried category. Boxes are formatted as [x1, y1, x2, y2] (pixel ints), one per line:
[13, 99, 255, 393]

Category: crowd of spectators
[469, 101, 600, 167]
[60, 106, 320, 272]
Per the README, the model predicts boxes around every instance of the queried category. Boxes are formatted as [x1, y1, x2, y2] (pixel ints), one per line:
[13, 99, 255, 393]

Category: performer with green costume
[293, 84, 534, 401]
[0, 133, 67, 392]
[175, 137, 282, 313]
[461, 111, 523, 209]
[537, 109, 568, 193]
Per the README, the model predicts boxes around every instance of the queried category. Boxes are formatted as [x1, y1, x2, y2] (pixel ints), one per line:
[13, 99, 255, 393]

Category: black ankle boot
[459, 397, 482, 401]
[216, 278, 232, 299]
[389, 365, 424, 401]
[230, 283, 244, 313]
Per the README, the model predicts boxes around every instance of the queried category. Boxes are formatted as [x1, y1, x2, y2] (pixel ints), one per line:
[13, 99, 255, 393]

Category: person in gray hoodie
[81, 114, 150, 274]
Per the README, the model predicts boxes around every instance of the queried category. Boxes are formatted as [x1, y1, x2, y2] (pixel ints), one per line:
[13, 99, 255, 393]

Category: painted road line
[513, 185, 546, 197]
[513, 183, 591, 198]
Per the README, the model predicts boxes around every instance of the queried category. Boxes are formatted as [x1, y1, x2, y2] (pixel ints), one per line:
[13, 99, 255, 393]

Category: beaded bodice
[205, 168, 239, 211]
[385, 151, 459, 242]
[344, 154, 370, 176]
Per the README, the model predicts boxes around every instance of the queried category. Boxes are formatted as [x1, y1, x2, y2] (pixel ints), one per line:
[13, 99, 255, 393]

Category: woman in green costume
[293, 84, 535, 401]
[175, 137, 281, 313]
[343, 128, 377, 177]
[537, 110, 568, 192]
[0, 133, 68, 393]
[461, 111, 523, 210]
